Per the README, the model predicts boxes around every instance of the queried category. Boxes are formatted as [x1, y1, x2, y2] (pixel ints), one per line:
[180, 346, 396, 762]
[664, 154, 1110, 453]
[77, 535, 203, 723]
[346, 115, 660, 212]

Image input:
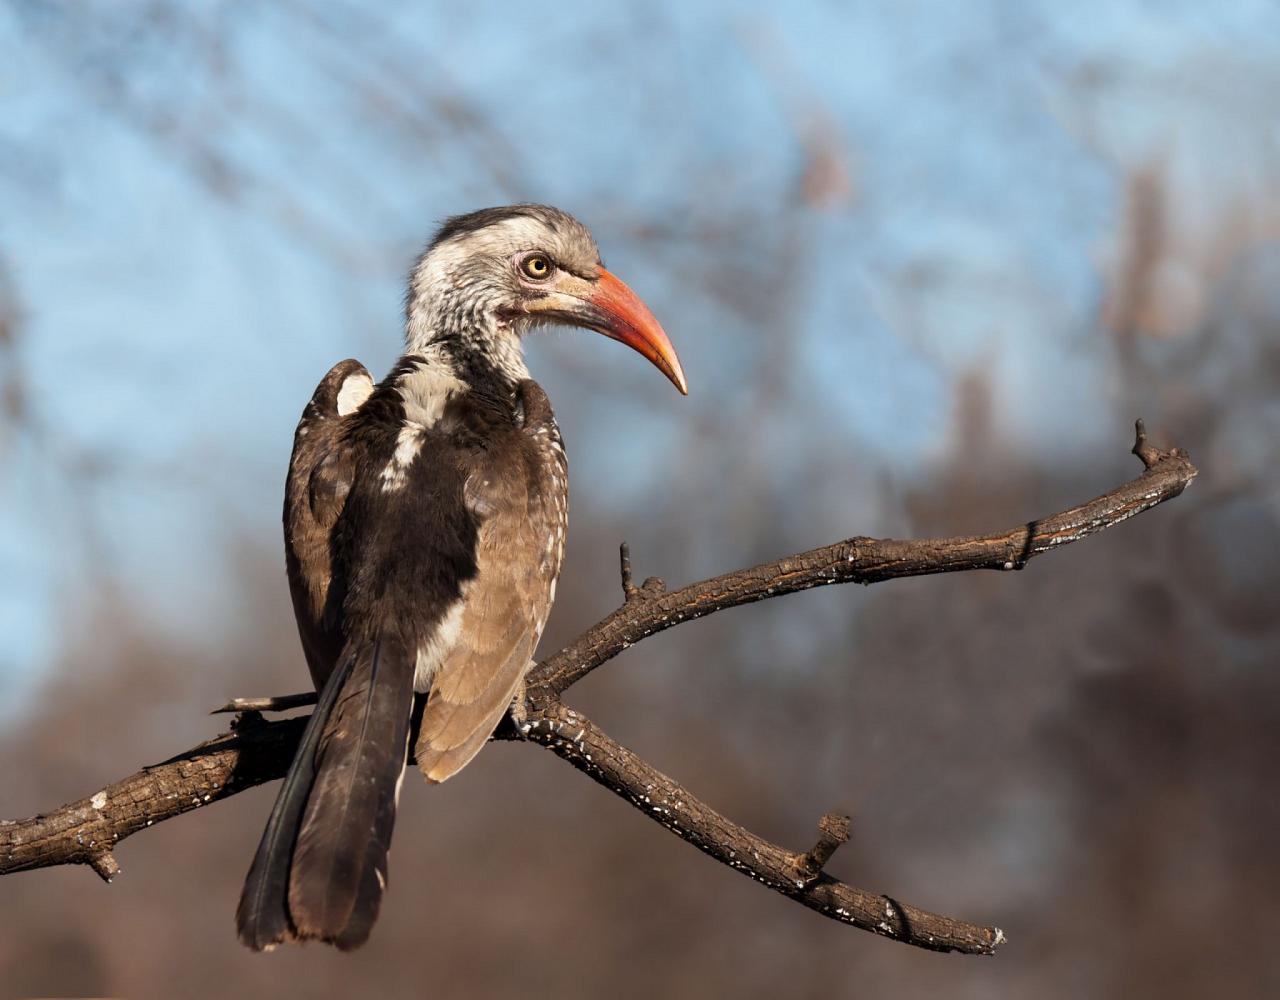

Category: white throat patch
[399, 358, 466, 429]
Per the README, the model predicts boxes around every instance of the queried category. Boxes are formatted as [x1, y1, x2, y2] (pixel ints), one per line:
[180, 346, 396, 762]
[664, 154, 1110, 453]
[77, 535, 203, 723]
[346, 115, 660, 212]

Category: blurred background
[2, 2, 1278, 997]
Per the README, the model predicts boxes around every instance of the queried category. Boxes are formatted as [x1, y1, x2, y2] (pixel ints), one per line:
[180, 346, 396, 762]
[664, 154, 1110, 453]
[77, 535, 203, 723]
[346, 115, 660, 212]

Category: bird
[236, 204, 687, 951]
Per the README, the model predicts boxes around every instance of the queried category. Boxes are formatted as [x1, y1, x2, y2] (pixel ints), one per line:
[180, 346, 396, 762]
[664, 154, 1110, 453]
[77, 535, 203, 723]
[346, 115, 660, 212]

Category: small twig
[88, 851, 120, 883]
[794, 812, 852, 885]
[619, 541, 639, 601]
[1131, 417, 1177, 469]
[211, 692, 318, 715]
[618, 542, 666, 601]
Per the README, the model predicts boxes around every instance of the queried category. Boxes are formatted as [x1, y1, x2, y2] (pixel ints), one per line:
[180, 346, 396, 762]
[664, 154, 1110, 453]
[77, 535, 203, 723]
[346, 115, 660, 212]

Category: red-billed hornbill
[236, 205, 686, 950]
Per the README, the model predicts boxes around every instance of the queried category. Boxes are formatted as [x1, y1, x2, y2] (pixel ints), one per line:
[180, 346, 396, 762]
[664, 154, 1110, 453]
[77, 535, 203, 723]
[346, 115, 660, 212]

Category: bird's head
[406, 204, 687, 394]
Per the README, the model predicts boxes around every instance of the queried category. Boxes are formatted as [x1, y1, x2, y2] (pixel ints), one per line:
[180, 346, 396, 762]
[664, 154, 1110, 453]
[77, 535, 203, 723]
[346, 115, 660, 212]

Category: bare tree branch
[0, 424, 1196, 955]
[0, 714, 303, 884]
[529, 421, 1196, 695]
[512, 698, 1001, 953]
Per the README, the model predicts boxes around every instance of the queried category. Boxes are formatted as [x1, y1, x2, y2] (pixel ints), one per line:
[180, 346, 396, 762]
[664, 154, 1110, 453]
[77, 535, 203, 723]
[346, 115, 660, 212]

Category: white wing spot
[336, 372, 374, 416]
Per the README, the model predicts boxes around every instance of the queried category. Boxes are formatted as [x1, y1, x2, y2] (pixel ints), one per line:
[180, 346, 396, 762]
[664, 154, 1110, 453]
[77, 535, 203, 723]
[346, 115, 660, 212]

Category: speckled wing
[415, 380, 568, 783]
[284, 358, 374, 690]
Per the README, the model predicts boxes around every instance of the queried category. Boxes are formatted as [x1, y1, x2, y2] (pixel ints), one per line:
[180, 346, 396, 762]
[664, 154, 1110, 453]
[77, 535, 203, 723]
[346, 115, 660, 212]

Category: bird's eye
[520, 254, 553, 280]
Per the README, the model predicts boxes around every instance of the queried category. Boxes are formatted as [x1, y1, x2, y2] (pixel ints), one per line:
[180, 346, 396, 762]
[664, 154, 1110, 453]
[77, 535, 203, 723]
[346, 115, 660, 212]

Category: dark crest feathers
[428, 203, 568, 249]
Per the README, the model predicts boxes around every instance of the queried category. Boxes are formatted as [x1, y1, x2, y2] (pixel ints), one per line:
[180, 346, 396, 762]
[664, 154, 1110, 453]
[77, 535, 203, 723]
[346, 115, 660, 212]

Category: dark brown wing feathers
[284, 359, 371, 690]
[415, 380, 566, 784]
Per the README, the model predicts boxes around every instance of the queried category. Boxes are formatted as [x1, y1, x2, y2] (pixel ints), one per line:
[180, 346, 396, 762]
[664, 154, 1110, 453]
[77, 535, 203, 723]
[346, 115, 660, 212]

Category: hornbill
[237, 205, 686, 950]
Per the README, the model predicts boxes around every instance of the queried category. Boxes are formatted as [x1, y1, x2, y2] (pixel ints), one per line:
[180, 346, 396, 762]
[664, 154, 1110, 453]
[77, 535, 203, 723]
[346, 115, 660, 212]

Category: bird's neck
[404, 294, 530, 394]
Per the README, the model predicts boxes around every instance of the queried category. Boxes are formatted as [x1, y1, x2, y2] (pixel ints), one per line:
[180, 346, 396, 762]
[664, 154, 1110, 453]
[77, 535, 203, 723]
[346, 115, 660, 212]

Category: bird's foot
[508, 677, 531, 734]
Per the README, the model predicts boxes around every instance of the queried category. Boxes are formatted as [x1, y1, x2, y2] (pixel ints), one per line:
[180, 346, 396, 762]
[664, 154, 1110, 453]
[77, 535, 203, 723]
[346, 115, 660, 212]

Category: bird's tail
[236, 635, 416, 951]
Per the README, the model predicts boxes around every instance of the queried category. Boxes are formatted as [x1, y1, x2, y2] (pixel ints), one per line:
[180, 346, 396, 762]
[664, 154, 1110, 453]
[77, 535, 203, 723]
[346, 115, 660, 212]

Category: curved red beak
[587, 269, 688, 395]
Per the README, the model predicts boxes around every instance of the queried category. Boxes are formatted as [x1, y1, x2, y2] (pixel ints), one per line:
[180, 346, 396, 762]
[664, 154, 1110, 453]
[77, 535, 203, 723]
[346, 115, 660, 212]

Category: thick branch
[512, 698, 1001, 953]
[0, 426, 1195, 955]
[528, 422, 1196, 693]
[1, 714, 303, 880]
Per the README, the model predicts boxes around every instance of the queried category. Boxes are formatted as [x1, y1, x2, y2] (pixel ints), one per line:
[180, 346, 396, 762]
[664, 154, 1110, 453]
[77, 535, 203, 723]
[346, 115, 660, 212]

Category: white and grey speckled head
[403, 204, 687, 394]
[407, 206, 598, 344]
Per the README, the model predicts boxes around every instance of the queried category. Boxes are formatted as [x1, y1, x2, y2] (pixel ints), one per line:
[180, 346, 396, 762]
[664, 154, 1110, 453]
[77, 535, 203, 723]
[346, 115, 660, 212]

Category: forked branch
[529, 420, 1196, 694]
[0, 423, 1196, 955]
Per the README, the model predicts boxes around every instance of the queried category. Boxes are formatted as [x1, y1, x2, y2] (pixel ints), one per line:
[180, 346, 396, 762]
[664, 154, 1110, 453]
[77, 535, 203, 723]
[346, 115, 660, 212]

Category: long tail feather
[235, 650, 359, 951]
[286, 636, 415, 948]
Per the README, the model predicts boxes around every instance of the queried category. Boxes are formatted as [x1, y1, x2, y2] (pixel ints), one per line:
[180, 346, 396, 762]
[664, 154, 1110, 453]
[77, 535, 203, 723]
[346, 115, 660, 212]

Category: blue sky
[1, 0, 1276, 707]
